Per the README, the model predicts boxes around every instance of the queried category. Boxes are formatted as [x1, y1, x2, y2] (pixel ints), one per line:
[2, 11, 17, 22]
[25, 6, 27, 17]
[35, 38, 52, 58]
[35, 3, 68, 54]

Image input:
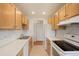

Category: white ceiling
[15, 3, 65, 19]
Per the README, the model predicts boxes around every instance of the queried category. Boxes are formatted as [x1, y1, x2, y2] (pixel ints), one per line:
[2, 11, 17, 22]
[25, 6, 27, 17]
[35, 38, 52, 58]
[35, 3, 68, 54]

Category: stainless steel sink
[18, 36, 30, 39]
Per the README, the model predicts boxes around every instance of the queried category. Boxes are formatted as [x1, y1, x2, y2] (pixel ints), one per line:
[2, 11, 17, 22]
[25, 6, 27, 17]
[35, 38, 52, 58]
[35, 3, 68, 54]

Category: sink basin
[19, 36, 30, 39]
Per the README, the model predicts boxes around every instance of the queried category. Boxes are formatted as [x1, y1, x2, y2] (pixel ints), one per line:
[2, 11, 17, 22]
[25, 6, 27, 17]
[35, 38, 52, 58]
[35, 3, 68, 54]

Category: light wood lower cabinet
[17, 37, 33, 56]
[52, 47, 60, 56]
[46, 38, 52, 56]
[28, 37, 32, 55]
[17, 48, 23, 56]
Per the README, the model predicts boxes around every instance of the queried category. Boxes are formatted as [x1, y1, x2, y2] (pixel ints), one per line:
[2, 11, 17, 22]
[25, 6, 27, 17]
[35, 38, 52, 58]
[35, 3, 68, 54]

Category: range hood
[58, 16, 79, 26]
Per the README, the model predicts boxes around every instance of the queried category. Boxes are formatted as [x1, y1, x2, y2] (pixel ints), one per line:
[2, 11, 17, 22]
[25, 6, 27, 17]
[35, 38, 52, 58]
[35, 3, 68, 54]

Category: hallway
[30, 45, 48, 56]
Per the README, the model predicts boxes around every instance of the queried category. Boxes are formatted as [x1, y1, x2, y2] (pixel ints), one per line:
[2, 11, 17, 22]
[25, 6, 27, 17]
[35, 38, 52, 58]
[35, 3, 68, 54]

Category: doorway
[34, 20, 45, 45]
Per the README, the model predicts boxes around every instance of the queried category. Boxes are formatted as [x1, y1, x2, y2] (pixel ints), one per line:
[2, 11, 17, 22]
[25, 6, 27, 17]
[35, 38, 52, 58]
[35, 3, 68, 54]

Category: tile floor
[30, 45, 48, 56]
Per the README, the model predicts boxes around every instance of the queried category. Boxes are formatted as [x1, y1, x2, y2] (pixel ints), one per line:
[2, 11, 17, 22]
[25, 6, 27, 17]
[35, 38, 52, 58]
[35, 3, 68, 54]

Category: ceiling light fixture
[43, 11, 46, 15]
[32, 11, 35, 14]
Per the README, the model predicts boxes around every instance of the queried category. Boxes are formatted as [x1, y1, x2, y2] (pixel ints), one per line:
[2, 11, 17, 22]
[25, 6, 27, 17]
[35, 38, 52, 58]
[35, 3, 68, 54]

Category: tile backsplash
[56, 24, 79, 40]
[0, 30, 22, 47]
[66, 24, 79, 35]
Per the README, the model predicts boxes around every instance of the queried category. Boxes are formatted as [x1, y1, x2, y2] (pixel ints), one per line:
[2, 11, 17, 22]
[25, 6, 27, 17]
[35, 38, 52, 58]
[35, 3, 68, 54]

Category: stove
[52, 33, 79, 56]
[53, 40, 79, 51]
[52, 40, 79, 56]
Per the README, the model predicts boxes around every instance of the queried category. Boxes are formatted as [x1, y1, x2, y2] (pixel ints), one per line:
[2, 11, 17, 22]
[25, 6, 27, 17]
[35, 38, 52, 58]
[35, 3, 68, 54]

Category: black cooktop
[53, 40, 79, 51]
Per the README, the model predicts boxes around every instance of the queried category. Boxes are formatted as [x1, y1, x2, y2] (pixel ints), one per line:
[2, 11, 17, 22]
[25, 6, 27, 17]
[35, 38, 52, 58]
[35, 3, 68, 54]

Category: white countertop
[47, 36, 62, 41]
[0, 30, 23, 47]
[0, 37, 31, 56]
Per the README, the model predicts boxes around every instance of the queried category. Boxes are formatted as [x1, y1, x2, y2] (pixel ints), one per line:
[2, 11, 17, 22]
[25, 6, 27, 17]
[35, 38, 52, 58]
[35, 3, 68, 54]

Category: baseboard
[34, 41, 43, 45]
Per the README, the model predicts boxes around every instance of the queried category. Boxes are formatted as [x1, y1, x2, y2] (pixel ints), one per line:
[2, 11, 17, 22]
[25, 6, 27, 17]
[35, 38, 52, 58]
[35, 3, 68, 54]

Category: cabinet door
[21, 15, 29, 30]
[15, 8, 22, 29]
[48, 41, 51, 56]
[17, 48, 23, 56]
[54, 12, 64, 30]
[22, 15, 25, 24]
[29, 37, 32, 55]
[66, 3, 79, 18]
[46, 39, 49, 55]
[24, 16, 29, 29]
[24, 16, 28, 24]
[52, 47, 60, 56]
[46, 38, 51, 56]
[48, 18, 52, 25]
[0, 4, 16, 29]
[51, 16, 55, 30]
[22, 15, 28, 24]
[0, 4, 2, 28]
[54, 12, 59, 30]
[59, 5, 66, 21]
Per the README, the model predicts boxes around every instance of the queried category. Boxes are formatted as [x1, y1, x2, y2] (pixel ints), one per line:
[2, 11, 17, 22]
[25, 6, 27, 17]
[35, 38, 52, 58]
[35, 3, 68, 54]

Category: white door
[34, 20, 45, 41]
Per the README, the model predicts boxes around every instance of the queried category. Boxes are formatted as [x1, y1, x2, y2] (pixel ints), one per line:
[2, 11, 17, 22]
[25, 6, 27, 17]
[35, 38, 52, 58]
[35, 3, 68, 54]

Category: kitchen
[0, 3, 79, 56]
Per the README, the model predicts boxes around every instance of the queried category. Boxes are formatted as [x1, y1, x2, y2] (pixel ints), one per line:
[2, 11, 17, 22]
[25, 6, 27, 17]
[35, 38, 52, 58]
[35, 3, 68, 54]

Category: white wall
[23, 17, 55, 41]
[22, 18, 39, 39]
[29, 18, 47, 41]
[46, 23, 55, 38]
[22, 18, 34, 36]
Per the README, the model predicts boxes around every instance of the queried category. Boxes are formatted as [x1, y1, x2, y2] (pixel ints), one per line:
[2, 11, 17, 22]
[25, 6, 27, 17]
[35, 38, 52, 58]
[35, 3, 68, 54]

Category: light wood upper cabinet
[66, 3, 79, 18]
[21, 15, 29, 30]
[15, 8, 22, 29]
[0, 3, 23, 29]
[51, 16, 55, 30]
[51, 3, 79, 30]
[59, 3, 79, 20]
[48, 18, 52, 25]
[59, 5, 66, 21]
[0, 4, 16, 29]
[23, 16, 28, 24]
[54, 12, 59, 30]
[22, 15, 25, 24]
[54, 12, 64, 30]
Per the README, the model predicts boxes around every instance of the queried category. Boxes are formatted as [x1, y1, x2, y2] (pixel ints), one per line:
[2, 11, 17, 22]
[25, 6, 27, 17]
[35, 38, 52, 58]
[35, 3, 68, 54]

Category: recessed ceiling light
[32, 11, 35, 14]
[43, 11, 46, 15]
